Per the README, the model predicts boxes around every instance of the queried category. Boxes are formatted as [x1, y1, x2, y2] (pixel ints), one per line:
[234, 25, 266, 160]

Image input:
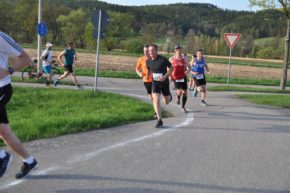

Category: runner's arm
[136, 59, 143, 78]
[74, 52, 77, 62]
[57, 51, 65, 67]
[0, 51, 31, 79]
[160, 66, 173, 82]
[205, 62, 210, 74]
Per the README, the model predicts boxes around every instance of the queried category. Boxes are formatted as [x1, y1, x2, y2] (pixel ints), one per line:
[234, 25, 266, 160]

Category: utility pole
[37, 0, 42, 73]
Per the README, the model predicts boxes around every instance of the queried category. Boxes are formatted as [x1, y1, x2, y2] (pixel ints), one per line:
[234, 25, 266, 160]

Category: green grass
[13, 72, 290, 87]
[207, 76, 290, 86]
[7, 87, 156, 143]
[205, 57, 282, 68]
[208, 85, 290, 93]
[237, 94, 290, 109]
[254, 37, 283, 46]
[75, 68, 139, 79]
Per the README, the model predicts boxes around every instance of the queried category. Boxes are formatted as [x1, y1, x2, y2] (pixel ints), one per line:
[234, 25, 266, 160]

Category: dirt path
[23, 48, 286, 80]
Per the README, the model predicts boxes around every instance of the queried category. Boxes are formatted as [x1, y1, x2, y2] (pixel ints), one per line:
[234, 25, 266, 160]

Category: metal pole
[94, 10, 102, 92]
[37, 0, 42, 73]
[227, 48, 232, 86]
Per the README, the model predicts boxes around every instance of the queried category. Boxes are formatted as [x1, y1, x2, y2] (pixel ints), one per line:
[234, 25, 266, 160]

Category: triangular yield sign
[224, 33, 241, 48]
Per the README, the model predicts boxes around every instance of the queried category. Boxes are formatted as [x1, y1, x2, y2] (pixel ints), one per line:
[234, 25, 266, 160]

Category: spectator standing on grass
[54, 42, 82, 89]
[41, 42, 53, 86]
[0, 31, 38, 179]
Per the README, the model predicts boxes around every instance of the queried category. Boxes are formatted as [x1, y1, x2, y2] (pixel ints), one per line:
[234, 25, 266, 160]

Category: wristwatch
[8, 67, 14, 75]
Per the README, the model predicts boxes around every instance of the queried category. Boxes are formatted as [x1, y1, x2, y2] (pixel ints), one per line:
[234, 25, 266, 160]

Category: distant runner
[190, 49, 210, 106]
[41, 42, 53, 86]
[136, 44, 153, 100]
[169, 45, 190, 113]
[54, 42, 82, 89]
[136, 44, 156, 118]
[146, 44, 173, 128]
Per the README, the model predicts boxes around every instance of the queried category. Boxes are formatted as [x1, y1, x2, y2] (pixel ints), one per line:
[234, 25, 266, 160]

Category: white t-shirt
[0, 31, 23, 87]
[41, 49, 53, 67]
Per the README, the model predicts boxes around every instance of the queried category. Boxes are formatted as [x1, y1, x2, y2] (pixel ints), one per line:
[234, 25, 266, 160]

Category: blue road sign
[37, 22, 47, 37]
[92, 10, 110, 39]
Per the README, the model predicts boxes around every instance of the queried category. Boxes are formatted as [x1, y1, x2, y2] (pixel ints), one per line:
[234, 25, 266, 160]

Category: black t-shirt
[146, 55, 172, 83]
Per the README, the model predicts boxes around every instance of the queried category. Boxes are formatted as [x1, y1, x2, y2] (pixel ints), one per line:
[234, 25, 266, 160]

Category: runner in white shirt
[41, 42, 54, 86]
[0, 31, 38, 179]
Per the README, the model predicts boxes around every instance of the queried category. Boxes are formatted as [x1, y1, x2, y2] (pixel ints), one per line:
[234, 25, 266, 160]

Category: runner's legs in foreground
[174, 78, 188, 112]
[54, 67, 82, 89]
[152, 84, 172, 128]
[197, 84, 207, 106]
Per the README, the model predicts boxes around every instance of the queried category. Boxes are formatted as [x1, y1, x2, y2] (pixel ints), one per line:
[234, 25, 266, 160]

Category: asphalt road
[1, 76, 290, 193]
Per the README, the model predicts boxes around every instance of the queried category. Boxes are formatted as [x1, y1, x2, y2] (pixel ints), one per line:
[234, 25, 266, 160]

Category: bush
[256, 47, 282, 59]
[120, 38, 144, 53]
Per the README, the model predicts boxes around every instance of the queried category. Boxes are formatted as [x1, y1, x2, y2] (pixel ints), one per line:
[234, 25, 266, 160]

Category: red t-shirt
[171, 57, 186, 80]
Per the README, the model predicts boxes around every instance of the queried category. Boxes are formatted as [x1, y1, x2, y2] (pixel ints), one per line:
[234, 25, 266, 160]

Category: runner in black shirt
[146, 44, 173, 128]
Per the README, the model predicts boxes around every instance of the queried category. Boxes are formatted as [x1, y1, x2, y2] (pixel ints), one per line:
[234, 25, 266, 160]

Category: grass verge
[14, 69, 289, 87]
[208, 85, 290, 94]
[236, 94, 290, 109]
[207, 76, 290, 86]
[7, 87, 156, 143]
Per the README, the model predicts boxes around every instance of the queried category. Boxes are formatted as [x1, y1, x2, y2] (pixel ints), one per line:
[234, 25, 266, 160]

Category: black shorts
[195, 78, 206, 87]
[0, 84, 12, 124]
[173, 77, 188, 90]
[65, 65, 73, 73]
[152, 81, 170, 96]
[143, 82, 152, 95]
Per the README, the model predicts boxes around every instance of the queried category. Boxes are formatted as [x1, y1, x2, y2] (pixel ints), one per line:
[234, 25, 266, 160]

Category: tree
[42, 3, 70, 44]
[103, 11, 134, 51]
[249, 0, 289, 89]
[14, 0, 38, 43]
[57, 9, 88, 48]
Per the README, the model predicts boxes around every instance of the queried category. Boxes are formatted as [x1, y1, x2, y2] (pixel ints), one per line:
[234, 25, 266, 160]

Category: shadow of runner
[29, 174, 288, 193]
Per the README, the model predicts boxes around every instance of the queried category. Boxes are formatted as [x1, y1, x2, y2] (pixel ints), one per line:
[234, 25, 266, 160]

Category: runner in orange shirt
[136, 44, 153, 100]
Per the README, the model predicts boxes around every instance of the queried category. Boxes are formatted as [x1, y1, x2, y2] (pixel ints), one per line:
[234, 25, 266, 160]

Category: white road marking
[0, 167, 59, 190]
[68, 115, 194, 164]
[0, 91, 194, 190]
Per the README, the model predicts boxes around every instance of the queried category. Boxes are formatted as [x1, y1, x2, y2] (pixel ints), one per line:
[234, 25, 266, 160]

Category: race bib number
[175, 78, 184, 83]
[153, 73, 163, 81]
[196, 74, 204, 80]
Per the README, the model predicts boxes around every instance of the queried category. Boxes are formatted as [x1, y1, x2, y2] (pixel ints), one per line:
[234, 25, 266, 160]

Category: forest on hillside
[0, 0, 286, 59]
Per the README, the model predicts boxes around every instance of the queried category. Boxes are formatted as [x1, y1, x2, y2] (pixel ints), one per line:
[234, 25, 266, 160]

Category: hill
[48, 0, 285, 38]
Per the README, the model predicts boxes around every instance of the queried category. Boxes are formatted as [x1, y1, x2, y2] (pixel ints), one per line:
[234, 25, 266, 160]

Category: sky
[101, 0, 260, 12]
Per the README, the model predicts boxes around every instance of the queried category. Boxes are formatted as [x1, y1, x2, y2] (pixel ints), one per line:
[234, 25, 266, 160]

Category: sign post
[224, 33, 241, 86]
[91, 9, 109, 92]
[36, 0, 43, 73]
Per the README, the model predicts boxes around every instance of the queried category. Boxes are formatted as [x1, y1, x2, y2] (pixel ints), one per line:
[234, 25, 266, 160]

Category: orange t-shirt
[136, 55, 152, 82]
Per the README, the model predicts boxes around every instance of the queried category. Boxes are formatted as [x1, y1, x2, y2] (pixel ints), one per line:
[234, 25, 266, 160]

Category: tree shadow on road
[57, 187, 175, 193]
[29, 174, 288, 193]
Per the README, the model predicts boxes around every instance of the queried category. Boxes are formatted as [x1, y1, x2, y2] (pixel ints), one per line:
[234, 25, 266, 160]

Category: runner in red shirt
[169, 45, 190, 113]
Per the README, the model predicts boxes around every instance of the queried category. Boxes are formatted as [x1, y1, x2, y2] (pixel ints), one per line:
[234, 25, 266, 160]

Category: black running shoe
[77, 84, 84, 90]
[53, 79, 59, 87]
[15, 159, 38, 179]
[155, 119, 163, 128]
[0, 152, 12, 178]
